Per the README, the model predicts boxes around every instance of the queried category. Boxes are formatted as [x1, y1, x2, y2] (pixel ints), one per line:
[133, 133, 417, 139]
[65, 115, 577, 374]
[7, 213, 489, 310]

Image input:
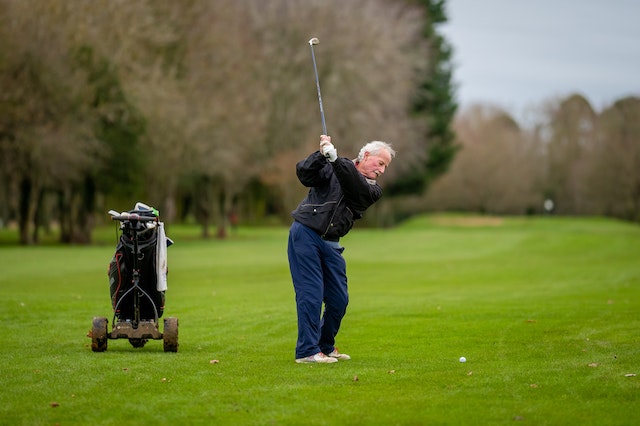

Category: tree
[386, 0, 458, 195]
[425, 104, 541, 214]
[543, 94, 597, 214]
[133, 0, 434, 236]
[588, 97, 640, 221]
[0, 0, 101, 244]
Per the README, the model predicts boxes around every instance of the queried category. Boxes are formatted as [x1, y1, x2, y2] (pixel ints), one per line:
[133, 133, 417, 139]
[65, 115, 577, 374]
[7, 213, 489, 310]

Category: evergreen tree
[387, 0, 458, 195]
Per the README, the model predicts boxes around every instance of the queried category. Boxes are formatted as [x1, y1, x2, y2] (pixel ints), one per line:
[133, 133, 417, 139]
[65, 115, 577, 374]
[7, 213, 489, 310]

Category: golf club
[308, 37, 327, 135]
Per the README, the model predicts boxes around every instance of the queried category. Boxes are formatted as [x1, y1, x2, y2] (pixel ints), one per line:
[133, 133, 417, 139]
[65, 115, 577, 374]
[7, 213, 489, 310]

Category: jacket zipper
[322, 195, 343, 238]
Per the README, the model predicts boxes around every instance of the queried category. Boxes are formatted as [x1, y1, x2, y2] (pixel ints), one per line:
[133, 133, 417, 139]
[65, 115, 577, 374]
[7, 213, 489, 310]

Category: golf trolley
[91, 204, 178, 352]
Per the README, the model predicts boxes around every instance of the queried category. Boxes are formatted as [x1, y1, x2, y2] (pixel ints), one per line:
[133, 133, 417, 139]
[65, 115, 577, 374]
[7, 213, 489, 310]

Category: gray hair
[356, 141, 396, 162]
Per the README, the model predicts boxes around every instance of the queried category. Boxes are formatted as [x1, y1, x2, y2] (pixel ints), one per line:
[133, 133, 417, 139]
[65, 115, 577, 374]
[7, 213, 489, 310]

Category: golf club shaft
[309, 39, 327, 135]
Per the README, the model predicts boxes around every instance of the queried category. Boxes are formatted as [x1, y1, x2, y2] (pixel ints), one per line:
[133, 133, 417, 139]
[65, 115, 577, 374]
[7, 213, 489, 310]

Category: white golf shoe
[295, 352, 338, 364]
[327, 348, 351, 360]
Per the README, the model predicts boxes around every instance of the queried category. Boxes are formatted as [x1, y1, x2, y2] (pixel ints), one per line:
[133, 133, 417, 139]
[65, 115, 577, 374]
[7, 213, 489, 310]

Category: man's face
[356, 149, 392, 180]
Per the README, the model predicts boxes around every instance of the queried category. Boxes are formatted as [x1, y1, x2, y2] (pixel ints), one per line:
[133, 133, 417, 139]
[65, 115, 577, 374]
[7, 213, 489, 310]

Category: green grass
[0, 215, 639, 425]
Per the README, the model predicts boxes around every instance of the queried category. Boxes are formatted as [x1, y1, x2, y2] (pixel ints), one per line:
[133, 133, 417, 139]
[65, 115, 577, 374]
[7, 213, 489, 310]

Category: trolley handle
[108, 210, 158, 223]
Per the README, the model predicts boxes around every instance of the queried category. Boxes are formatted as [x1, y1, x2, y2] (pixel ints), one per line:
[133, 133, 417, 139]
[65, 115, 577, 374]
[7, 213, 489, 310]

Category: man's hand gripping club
[320, 135, 338, 162]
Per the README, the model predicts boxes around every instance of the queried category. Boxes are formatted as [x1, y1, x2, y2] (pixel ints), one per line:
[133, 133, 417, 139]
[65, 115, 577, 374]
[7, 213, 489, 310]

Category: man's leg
[318, 242, 348, 355]
[288, 222, 324, 359]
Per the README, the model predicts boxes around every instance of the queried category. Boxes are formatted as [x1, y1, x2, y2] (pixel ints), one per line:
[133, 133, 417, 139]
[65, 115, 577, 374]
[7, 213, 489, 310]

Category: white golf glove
[321, 142, 338, 162]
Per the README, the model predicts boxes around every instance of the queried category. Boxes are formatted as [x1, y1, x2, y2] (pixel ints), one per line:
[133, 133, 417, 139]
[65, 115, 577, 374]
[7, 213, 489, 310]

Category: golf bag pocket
[108, 237, 165, 320]
[108, 251, 127, 311]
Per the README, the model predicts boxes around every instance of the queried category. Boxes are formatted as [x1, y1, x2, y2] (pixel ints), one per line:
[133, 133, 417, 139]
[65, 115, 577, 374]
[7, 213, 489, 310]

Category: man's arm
[331, 158, 382, 211]
[296, 151, 332, 187]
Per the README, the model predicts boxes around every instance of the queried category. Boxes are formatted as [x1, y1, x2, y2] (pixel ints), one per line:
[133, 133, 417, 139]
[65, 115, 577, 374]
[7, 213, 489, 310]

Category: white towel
[156, 222, 168, 291]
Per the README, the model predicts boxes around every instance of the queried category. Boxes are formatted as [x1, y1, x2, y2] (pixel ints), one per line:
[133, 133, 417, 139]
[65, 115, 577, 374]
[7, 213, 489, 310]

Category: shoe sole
[295, 358, 338, 364]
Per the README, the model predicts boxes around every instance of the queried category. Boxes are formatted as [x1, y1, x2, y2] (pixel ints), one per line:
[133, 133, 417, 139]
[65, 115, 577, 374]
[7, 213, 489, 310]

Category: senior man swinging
[288, 134, 395, 363]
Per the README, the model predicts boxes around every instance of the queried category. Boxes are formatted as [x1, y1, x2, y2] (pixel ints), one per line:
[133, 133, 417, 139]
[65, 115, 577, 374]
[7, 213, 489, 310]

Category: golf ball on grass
[459, 357, 467, 363]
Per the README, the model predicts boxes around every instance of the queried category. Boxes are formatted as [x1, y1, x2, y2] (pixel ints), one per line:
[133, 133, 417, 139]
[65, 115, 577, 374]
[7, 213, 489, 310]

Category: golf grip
[309, 43, 327, 135]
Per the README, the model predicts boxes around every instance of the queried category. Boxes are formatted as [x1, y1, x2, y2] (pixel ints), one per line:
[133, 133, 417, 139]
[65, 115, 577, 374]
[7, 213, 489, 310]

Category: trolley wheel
[129, 338, 148, 348]
[91, 317, 108, 352]
[163, 317, 179, 353]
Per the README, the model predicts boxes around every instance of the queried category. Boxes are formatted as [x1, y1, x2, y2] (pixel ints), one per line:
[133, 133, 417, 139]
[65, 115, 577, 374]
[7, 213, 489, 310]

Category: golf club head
[309, 37, 319, 45]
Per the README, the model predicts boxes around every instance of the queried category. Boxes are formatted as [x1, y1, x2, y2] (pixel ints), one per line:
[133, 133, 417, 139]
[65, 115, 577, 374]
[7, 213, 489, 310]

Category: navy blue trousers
[288, 221, 349, 359]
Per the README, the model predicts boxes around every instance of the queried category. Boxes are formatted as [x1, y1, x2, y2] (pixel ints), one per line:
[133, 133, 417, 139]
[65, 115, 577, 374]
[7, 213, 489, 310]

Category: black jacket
[291, 151, 382, 241]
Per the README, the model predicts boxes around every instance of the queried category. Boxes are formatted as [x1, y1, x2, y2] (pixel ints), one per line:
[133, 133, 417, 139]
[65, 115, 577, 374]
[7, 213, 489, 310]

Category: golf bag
[108, 205, 168, 321]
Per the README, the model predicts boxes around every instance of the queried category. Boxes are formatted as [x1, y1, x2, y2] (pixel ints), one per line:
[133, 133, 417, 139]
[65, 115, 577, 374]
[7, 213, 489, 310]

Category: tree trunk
[69, 177, 96, 244]
[58, 189, 73, 244]
[18, 177, 38, 245]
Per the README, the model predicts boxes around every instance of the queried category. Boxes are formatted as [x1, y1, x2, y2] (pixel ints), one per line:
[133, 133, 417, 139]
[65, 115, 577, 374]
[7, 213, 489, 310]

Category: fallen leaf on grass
[50, 402, 59, 408]
[530, 384, 538, 388]
[388, 370, 395, 374]
[467, 371, 473, 376]
[353, 375, 359, 382]
[525, 319, 537, 323]
[588, 363, 599, 367]
[624, 373, 636, 377]
[210, 359, 220, 364]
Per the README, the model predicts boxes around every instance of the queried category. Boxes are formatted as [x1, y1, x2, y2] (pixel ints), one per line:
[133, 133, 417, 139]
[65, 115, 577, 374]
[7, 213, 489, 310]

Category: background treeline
[0, 0, 456, 244]
[0, 1, 638, 245]
[425, 95, 640, 221]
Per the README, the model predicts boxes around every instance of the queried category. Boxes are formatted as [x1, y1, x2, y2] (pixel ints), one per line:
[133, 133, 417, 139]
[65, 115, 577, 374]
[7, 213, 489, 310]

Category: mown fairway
[0, 215, 638, 425]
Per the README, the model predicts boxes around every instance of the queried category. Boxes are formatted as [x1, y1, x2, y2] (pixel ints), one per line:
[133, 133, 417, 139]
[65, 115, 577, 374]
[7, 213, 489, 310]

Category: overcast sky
[440, 0, 640, 116]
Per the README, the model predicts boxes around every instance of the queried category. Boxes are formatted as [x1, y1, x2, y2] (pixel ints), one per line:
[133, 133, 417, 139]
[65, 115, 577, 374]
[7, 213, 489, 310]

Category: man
[288, 134, 395, 363]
